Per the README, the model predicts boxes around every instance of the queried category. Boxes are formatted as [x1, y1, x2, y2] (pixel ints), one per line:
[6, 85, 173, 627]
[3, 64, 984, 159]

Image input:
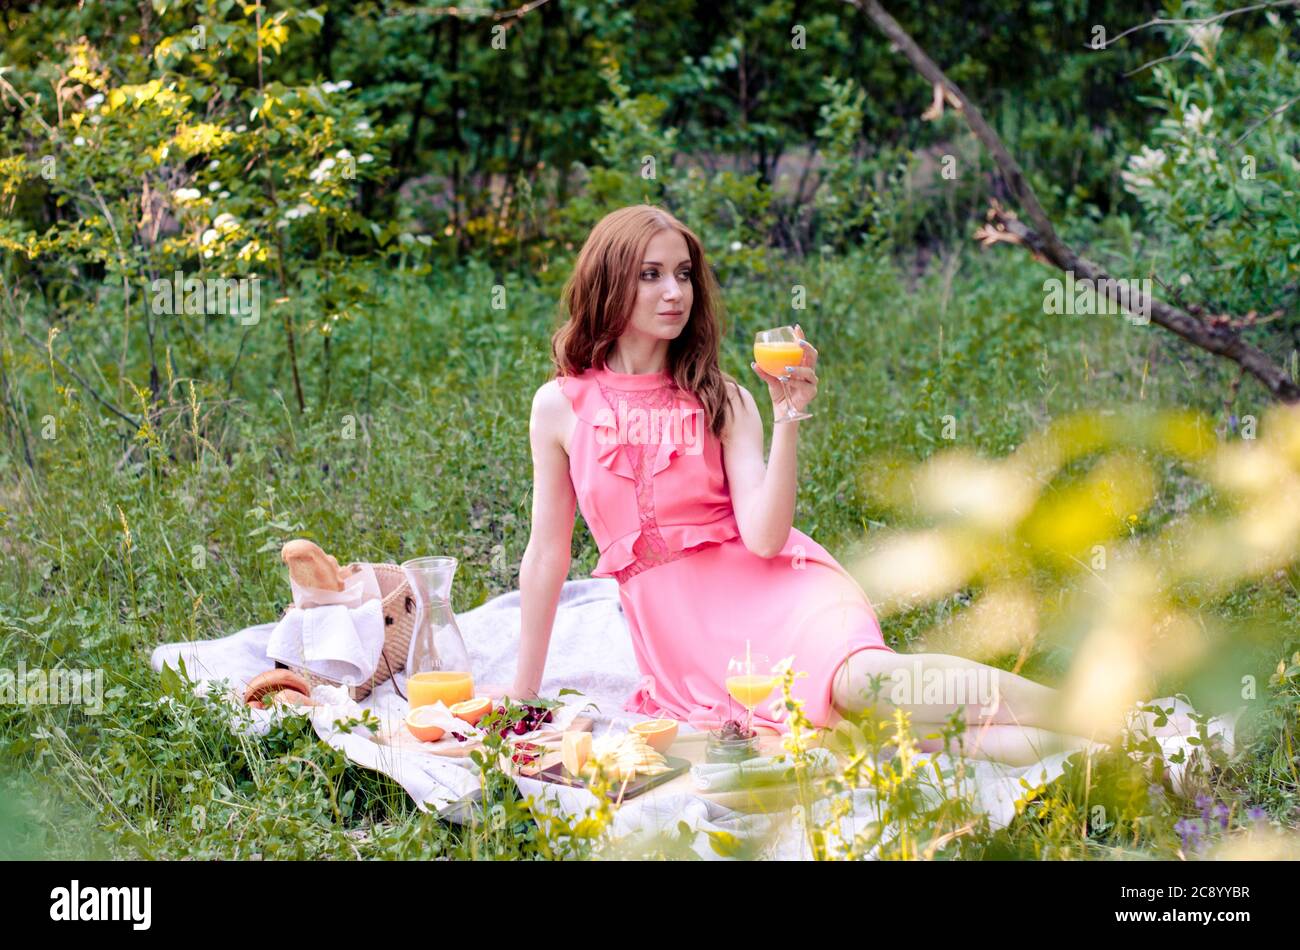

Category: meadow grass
[1, 244, 1295, 859]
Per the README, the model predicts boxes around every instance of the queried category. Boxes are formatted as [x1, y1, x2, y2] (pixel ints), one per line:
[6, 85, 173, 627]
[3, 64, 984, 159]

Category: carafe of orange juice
[400, 557, 473, 706]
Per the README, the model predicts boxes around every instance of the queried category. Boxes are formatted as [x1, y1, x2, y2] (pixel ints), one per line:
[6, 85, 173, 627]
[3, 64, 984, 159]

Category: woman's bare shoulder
[530, 377, 575, 441]
[720, 376, 759, 438]
[723, 376, 757, 410]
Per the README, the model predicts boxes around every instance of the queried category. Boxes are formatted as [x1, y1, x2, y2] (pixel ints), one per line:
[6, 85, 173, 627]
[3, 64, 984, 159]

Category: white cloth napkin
[691, 747, 839, 792]
[266, 563, 386, 686]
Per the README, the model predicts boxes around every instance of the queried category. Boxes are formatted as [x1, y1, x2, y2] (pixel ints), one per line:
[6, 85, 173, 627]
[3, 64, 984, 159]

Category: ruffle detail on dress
[658, 519, 740, 553]
[556, 373, 704, 483]
[593, 518, 739, 578]
[593, 529, 640, 578]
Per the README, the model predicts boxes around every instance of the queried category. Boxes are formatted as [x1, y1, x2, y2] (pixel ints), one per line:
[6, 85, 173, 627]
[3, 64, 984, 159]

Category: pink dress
[557, 365, 896, 733]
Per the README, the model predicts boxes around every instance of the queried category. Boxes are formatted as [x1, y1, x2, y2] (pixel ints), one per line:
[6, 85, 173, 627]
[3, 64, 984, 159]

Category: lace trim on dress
[596, 378, 710, 584]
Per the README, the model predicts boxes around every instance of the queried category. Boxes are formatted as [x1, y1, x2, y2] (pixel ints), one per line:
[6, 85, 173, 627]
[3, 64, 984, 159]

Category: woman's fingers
[781, 364, 818, 384]
[798, 339, 818, 368]
[792, 325, 817, 367]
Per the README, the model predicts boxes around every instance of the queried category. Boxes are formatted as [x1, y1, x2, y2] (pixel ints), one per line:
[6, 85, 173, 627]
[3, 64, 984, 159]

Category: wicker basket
[281, 562, 415, 701]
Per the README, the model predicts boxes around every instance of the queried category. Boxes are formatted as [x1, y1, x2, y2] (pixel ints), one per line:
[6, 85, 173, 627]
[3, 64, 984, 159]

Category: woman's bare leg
[912, 722, 1102, 767]
[831, 648, 1088, 738]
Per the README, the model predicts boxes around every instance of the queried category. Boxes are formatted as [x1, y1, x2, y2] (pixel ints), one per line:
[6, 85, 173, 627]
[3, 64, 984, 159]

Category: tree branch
[842, 0, 1300, 404]
[980, 205, 1300, 401]
[18, 328, 142, 428]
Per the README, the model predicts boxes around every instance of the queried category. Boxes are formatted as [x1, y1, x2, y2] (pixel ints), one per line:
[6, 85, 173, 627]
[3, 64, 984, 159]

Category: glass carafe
[401, 556, 472, 679]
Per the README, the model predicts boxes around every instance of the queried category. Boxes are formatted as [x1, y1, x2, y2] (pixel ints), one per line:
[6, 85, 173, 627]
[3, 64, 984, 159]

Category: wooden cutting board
[521, 729, 841, 812]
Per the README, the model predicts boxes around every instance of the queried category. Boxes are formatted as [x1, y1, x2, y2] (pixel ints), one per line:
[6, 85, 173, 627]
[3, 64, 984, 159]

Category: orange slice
[630, 718, 679, 754]
[405, 705, 446, 743]
[449, 696, 492, 726]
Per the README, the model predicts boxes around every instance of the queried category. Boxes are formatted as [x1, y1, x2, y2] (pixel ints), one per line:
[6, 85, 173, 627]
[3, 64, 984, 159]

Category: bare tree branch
[842, 0, 1300, 403]
[1093, 0, 1297, 48]
[1231, 93, 1300, 149]
[842, 0, 1069, 267]
[980, 205, 1300, 401]
[17, 328, 142, 428]
[1087, 0, 1300, 75]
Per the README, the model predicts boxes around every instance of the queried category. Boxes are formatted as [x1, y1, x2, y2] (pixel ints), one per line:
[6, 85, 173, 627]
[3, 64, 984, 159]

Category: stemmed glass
[754, 326, 812, 423]
[726, 644, 776, 739]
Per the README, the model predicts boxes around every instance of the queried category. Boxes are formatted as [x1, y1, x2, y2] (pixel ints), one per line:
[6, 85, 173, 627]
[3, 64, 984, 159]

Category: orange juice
[407, 671, 474, 709]
[726, 674, 778, 710]
[753, 341, 804, 377]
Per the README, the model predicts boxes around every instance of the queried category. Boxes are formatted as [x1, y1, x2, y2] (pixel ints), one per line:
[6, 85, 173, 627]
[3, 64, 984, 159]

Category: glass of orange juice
[725, 644, 776, 738]
[407, 671, 474, 710]
[753, 326, 812, 423]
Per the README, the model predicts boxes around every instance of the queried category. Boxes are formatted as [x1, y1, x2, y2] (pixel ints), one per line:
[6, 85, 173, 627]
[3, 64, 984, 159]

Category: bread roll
[245, 669, 312, 707]
[280, 539, 344, 592]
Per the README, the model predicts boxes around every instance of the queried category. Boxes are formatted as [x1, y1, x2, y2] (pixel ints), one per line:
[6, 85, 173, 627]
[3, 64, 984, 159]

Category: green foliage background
[1, 0, 1298, 859]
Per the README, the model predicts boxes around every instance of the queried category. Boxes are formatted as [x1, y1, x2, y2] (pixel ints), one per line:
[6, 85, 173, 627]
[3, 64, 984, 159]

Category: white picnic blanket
[150, 577, 1240, 860]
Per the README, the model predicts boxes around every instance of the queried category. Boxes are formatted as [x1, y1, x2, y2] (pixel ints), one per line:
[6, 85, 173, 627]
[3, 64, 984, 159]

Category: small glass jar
[705, 729, 760, 764]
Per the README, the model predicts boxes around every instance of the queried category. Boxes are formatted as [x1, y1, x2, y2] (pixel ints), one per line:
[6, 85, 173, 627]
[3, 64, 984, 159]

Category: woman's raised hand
[750, 323, 818, 417]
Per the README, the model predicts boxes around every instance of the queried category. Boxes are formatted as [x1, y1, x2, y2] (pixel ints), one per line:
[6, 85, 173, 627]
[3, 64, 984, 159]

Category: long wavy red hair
[551, 204, 736, 437]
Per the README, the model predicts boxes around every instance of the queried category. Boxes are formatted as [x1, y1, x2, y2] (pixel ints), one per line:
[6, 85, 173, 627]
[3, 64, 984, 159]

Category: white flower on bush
[173, 187, 202, 203]
[85, 93, 105, 111]
[1183, 104, 1213, 135]
[1120, 146, 1167, 192]
[73, 135, 86, 147]
[321, 79, 353, 94]
[1187, 23, 1222, 60]
[358, 153, 374, 164]
[237, 240, 262, 261]
[208, 181, 221, 192]
[729, 240, 743, 252]
[355, 120, 371, 134]
[208, 159, 220, 171]
[235, 124, 247, 133]
[218, 190, 230, 199]
[284, 202, 315, 221]
[336, 149, 352, 161]
[308, 157, 336, 183]
[213, 212, 239, 233]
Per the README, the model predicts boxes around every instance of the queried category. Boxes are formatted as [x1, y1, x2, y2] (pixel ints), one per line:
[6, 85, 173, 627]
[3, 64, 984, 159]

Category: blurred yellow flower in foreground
[850, 401, 1300, 742]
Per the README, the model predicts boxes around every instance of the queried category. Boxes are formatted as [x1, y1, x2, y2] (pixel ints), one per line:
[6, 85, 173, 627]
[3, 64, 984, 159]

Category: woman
[504, 204, 1101, 767]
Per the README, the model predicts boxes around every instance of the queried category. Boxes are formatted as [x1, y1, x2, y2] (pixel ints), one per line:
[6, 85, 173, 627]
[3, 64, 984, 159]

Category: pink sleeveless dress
[557, 365, 895, 733]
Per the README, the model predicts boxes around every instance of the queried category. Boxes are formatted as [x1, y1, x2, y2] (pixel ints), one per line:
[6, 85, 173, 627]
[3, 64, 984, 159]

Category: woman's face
[625, 228, 693, 342]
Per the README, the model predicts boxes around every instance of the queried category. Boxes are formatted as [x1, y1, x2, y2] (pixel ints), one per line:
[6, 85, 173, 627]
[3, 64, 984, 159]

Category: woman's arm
[511, 380, 577, 699]
[722, 330, 819, 558]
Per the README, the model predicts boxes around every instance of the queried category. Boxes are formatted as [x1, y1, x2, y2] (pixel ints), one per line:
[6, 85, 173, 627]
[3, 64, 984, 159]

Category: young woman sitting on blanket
[487, 204, 1134, 767]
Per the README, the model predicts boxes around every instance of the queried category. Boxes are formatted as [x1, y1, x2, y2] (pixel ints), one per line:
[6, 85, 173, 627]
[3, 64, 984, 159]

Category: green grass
[1, 243, 1296, 859]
